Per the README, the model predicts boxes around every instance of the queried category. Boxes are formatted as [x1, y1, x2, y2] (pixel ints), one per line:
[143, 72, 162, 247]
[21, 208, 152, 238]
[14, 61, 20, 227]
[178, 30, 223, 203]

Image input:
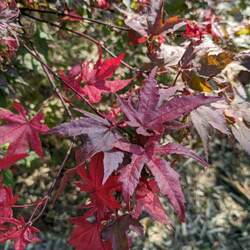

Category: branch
[27, 142, 74, 224]
[20, 7, 130, 31]
[21, 12, 140, 73]
[31, 45, 73, 119]
[23, 43, 105, 119]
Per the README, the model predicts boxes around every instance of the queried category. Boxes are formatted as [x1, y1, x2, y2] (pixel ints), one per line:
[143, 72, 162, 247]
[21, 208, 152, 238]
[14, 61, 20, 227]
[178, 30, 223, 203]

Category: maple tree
[0, 0, 249, 249]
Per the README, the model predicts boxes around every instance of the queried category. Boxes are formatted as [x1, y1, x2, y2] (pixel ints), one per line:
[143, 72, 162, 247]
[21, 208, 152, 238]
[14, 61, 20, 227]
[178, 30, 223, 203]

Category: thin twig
[23, 43, 105, 119]
[31, 46, 73, 119]
[21, 12, 140, 73]
[20, 7, 130, 31]
[28, 142, 74, 224]
[172, 70, 181, 86]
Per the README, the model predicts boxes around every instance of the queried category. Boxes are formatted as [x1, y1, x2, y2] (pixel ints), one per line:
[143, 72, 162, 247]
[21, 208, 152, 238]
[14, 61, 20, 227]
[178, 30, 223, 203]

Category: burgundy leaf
[50, 111, 122, 161]
[148, 95, 221, 129]
[123, 0, 181, 37]
[69, 218, 110, 250]
[134, 180, 171, 225]
[147, 158, 185, 222]
[102, 215, 143, 250]
[119, 154, 147, 200]
[156, 143, 209, 168]
[119, 68, 220, 135]
[103, 150, 124, 184]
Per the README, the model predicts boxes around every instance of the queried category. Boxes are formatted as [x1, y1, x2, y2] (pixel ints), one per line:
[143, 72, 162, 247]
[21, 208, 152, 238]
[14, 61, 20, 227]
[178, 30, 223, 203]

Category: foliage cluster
[0, 0, 249, 249]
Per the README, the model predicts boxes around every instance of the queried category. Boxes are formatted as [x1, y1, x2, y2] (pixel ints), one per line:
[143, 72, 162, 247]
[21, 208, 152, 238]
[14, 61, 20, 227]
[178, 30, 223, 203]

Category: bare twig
[23, 43, 105, 119]
[21, 12, 140, 73]
[31, 46, 73, 119]
[20, 7, 130, 31]
[26, 142, 74, 225]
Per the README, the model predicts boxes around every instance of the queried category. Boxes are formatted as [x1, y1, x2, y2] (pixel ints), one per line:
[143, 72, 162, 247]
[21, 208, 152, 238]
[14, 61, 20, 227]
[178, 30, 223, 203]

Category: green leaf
[2, 170, 15, 187]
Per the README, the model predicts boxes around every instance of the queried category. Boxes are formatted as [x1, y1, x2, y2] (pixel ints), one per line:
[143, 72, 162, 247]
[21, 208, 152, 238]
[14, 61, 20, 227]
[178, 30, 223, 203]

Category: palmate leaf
[133, 179, 171, 225]
[76, 153, 121, 221]
[191, 105, 229, 158]
[225, 102, 250, 155]
[119, 154, 147, 201]
[50, 110, 124, 181]
[231, 120, 250, 155]
[69, 218, 110, 250]
[118, 139, 208, 222]
[0, 102, 48, 169]
[147, 158, 185, 222]
[0, 217, 40, 250]
[0, 181, 17, 218]
[123, 0, 181, 37]
[61, 49, 131, 103]
[119, 68, 221, 135]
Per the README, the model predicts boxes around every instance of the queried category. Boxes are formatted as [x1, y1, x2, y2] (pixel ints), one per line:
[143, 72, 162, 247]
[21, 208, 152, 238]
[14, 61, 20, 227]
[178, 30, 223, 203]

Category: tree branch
[20, 7, 130, 31]
[21, 12, 140, 73]
[27, 142, 74, 225]
[23, 43, 106, 119]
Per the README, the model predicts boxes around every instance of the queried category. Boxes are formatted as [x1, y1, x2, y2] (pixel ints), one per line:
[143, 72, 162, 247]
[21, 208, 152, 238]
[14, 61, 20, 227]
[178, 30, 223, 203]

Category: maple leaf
[147, 157, 185, 221]
[190, 105, 229, 158]
[61, 49, 131, 103]
[118, 68, 221, 136]
[0, 102, 48, 170]
[0, 182, 17, 218]
[148, 43, 185, 67]
[0, 217, 40, 250]
[76, 152, 121, 221]
[69, 217, 110, 250]
[122, 0, 182, 37]
[133, 179, 171, 225]
[102, 214, 143, 250]
[51, 110, 124, 179]
[224, 102, 250, 155]
[119, 139, 208, 221]
[119, 154, 147, 202]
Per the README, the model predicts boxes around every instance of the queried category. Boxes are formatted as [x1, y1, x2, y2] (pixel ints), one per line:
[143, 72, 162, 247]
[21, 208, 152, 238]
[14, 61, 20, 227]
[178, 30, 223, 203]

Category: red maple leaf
[76, 152, 121, 221]
[133, 179, 171, 225]
[119, 138, 209, 222]
[61, 49, 131, 103]
[0, 102, 48, 169]
[69, 217, 111, 250]
[0, 181, 17, 218]
[0, 217, 40, 250]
